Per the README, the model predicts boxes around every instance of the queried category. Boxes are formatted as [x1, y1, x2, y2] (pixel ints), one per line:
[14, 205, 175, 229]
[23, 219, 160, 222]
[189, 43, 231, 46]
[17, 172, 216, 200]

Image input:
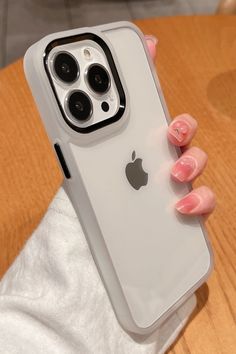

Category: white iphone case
[24, 22, 213, 335]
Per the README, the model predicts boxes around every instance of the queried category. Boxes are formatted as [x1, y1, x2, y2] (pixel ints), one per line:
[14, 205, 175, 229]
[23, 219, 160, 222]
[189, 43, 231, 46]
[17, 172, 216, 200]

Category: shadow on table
[207, 69, 236, 120]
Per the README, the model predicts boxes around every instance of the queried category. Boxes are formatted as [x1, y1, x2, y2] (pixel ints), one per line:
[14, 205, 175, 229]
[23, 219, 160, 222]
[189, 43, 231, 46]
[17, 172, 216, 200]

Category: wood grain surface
[0, 16, 235, 353]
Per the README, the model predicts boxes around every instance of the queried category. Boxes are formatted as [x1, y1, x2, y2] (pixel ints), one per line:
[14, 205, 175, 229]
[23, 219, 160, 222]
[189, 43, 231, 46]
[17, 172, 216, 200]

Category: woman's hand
[145, 35, 216, 216]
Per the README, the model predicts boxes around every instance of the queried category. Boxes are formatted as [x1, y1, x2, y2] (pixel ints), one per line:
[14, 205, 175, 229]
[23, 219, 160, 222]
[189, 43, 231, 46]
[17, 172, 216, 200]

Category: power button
[54, 143, 71, 179]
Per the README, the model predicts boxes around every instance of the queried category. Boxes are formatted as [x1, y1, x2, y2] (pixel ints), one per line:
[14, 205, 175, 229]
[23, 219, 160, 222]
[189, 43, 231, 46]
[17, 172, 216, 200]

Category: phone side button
[54, 143, 71, 179]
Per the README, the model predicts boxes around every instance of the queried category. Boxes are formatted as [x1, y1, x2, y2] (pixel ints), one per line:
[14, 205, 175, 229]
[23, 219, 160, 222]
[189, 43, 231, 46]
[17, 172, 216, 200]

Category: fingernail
[171, 156, 197, 182]
[145, 35, 158, 46]
[169, 120, 189, 142]
[175, 194, 201, 214]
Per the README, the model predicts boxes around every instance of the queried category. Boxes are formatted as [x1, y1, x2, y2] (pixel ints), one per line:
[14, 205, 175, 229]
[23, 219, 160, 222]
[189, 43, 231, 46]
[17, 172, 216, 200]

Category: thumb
[145, 35, 158, 61]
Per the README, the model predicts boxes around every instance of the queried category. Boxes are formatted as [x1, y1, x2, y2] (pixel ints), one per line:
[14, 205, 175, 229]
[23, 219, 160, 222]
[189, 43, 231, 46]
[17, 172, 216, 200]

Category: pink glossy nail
[169, 121, 189, 142]
[145, 35, 158, 46]
[171, 156, 197, 182]
[175, 194, 201, 214]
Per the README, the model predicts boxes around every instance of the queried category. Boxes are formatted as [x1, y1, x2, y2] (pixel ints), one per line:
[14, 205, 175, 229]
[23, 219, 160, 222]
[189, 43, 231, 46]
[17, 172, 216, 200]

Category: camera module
[54, 52, 79, 83]
[87, 64, 110, 94]
[67, 90, 92, 122]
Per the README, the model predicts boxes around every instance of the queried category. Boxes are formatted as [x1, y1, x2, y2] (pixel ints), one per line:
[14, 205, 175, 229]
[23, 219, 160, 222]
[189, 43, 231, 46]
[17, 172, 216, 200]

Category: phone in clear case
[24, 22, 213, 335]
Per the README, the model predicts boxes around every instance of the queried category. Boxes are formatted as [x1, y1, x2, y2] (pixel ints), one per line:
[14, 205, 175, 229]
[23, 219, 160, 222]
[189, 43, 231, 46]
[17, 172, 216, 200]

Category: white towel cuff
[0, 187, 196, 353]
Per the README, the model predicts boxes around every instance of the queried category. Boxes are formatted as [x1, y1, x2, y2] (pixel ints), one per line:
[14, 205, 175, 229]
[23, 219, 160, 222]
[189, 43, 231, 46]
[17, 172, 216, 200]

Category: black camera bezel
[66, 90, 93, 122]
[44, 33, 126, 134]
[53, 51, 79, 84]
[87, 63, 111, 94]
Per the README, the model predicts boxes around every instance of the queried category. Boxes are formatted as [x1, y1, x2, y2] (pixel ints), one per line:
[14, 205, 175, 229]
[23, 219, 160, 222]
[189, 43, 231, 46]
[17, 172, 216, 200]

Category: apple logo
[125, 151, 148, 190]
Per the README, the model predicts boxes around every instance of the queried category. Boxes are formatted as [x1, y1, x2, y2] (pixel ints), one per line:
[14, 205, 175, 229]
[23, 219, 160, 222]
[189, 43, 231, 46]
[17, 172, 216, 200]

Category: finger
[145, 35, 158, 61]
[171, 146, 208, 183]
[175, 186, 216, 215]
[168, 114, 198, 147]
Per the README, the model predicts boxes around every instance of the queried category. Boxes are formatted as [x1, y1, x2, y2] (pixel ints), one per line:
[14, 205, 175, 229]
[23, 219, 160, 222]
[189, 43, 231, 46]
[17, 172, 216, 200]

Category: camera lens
[54, 52, 79, 83]
[67, 90, 92, 122]
[87, 64, 110, 94]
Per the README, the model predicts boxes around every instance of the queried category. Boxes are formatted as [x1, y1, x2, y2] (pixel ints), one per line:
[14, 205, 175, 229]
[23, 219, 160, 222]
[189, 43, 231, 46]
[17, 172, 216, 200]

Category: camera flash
[84, 48, 92, 60]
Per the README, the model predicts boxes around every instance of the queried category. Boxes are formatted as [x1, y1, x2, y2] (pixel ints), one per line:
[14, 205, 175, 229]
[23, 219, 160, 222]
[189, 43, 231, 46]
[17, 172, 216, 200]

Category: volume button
[54, 143, 71, 179]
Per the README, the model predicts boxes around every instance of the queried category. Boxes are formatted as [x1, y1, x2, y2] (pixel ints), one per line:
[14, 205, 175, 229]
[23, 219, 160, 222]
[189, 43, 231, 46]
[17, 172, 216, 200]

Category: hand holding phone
[24, 22, 214, 335]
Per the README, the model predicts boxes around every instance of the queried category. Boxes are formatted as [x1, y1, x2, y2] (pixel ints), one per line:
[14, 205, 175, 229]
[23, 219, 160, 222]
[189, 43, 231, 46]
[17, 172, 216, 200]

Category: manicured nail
[145, 35, 158, 46]
[175, 194, 201, 214]
[169, 120, 189, 142]
[171, 156, 197, 182]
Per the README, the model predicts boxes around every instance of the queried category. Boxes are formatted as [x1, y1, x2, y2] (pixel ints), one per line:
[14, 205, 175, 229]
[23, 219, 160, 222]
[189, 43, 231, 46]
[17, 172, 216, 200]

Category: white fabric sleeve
[0, 187, 196, 354]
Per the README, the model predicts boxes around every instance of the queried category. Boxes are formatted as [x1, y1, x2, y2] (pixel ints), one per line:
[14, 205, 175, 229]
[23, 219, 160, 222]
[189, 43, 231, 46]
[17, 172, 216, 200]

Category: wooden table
[0, 16, 235, 354]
